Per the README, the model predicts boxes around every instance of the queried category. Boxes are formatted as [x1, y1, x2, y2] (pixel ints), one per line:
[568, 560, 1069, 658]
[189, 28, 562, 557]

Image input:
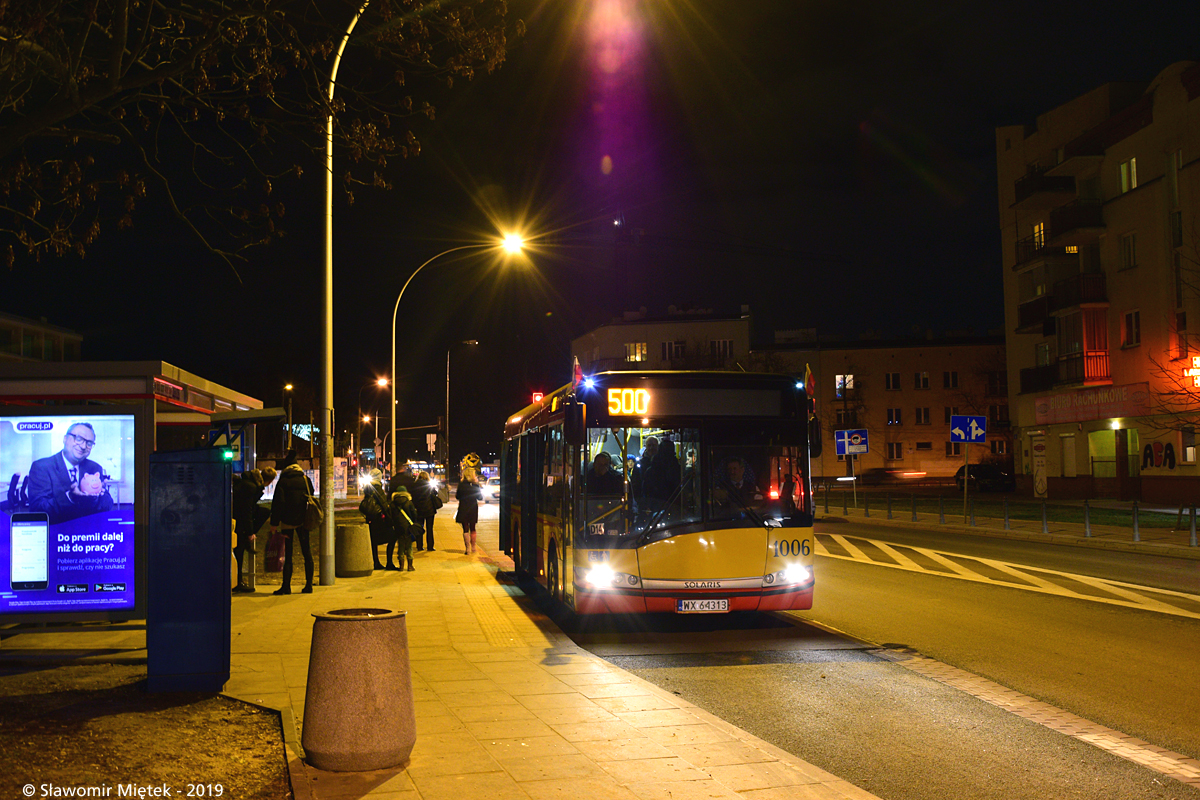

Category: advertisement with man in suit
[27, 422, 114, 524]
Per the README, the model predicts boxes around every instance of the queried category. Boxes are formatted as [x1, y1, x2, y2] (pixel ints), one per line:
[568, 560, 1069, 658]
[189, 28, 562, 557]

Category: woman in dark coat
[268, 463, 315, 594]
[455, 476, 483, 554]
[359, 469, 393, 570]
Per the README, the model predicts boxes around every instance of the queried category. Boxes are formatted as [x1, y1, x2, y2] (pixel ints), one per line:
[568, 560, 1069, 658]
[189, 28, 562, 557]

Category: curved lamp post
[320, 1, 371, 585]
[390, 235, 524, 475]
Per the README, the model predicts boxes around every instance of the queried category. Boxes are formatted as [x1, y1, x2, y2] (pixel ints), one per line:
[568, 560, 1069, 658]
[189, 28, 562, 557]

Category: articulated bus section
[500, 371, 820, 617]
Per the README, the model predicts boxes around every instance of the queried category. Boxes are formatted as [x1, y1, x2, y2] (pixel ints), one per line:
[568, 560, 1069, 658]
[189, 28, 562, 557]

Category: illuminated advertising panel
[1, 411, 138, 616]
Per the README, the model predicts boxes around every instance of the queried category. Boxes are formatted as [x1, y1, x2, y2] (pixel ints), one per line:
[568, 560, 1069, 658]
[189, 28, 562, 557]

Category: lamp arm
[390, 242, 490, 474]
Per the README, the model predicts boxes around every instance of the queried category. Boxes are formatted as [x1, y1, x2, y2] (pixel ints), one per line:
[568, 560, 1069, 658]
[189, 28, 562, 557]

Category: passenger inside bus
[585, 451, 623, 495]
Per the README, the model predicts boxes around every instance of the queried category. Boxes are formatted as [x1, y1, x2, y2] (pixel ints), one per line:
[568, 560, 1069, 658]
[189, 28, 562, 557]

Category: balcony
[1018, 351, 1111, 394]
[1016, 295, 1052, 334]
[1049, 201, 1104, 246]
[1013, 235, 1077, 269]
[1012, 167, 1076, 210]
[1057, 350, 1111, 386]
[1051, 273, 1107, 312]
[1020, 364, 1056, 394]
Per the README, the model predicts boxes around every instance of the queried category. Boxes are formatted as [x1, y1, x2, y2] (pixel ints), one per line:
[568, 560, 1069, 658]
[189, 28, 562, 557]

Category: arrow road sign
[949, 415, 987, 443]
[835, 428, 869, 455]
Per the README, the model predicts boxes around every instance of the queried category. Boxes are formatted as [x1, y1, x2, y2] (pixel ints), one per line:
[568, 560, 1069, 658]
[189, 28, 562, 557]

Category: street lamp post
[284, 384, 294, 452]
[389, 235, 525, 475]
[356, 378, 388, 477]
[446, 340, 478, 479]
[321, 0, 372, 586]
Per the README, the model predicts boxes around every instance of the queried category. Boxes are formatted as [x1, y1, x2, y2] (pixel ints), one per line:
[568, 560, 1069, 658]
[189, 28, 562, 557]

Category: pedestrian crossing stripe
[815, 533, 1200, 621]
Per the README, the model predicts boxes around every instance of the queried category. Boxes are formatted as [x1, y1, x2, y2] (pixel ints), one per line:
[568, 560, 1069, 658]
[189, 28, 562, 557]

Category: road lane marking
[876, 649, 1200, 788]
[814, 534, 1200, 620]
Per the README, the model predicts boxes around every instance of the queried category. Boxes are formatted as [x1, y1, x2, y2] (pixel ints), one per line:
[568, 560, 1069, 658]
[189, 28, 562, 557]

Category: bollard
[887, 492, 893, 520]
[824, 483, 829, 514]
[911, 494, 917, 522]
[843, 489, 848, 516]
[1041, 501, 1048, 534]
[938, 495, 945, 524]
[1191, 506, 1197, 548]
[1132, 501, 1140, 542]
[864, 491, 870, 518]
[970, 498, 976, 526]
[1003, 497, 1010, 530]
[335, 523, 375, 578]
[1084, 500, 1091, 538]
[302, 608, 416, 772]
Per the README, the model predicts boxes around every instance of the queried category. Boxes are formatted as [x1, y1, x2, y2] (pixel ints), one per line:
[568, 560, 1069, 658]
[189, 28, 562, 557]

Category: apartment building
[997, 61, 1200, 502]
[571, 306, 752, 372]
[0, 311, 83, 363]
[757, 336, 1010, 482]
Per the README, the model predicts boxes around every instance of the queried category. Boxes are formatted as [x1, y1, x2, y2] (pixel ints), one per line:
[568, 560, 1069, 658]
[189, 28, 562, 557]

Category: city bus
[499, 371, 821, 615]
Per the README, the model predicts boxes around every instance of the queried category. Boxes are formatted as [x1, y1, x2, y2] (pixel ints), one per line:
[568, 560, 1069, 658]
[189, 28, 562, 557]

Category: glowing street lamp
[389, 234, 526, 474]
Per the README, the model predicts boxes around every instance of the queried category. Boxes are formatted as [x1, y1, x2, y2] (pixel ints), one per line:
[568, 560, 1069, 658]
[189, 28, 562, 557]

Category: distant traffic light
[532, 392, 544, 403]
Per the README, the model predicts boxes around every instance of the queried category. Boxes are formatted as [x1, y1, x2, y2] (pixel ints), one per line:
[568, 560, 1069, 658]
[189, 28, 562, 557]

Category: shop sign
[1034, 383, 1150, 424]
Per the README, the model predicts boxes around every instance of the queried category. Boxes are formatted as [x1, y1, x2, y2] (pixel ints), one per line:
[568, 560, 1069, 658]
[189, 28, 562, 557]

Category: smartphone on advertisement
[10, 512, 50, 591]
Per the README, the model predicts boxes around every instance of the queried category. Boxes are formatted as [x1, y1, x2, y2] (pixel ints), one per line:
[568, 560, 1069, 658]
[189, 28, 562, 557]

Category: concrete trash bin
[302, 608, 416, 772]
[334, 523, 374, 578]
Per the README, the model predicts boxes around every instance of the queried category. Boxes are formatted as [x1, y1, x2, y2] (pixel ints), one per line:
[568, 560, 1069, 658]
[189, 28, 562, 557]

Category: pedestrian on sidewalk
[412, 470, 441, 551]
[359, 469, 393, 570]
[232, 469, 265, 593]
[456, 475, 482, 554]
[268, 463, 315, 594]
[389, 486, 419, 571]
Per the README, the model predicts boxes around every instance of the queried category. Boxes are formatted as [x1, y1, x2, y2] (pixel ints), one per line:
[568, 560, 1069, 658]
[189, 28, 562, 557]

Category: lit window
[1120, 157, 1137, 193]
[624, 342, 647, 362]
[1184, 428, 1196, 463]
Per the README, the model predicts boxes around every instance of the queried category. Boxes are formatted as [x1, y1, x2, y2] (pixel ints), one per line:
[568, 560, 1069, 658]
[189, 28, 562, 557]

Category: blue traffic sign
[949, 415, 987, 443]
[835, 428, 869, 455]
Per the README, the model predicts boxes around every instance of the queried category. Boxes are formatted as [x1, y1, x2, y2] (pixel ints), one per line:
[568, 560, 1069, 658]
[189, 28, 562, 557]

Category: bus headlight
[583, 566, 640, 589]
[764, 564, 811, 587]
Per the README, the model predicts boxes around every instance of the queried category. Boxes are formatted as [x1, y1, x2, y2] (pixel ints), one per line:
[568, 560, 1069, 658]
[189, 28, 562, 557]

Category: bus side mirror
[564, 399, 586, 446]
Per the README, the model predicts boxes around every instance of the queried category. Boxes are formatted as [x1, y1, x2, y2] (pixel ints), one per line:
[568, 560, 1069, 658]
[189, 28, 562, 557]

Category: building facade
[0, 312, 83, 363]
[758, 337, 1010, 482]
[571, 306, 752, 373]
[997, 61, 1200, 502]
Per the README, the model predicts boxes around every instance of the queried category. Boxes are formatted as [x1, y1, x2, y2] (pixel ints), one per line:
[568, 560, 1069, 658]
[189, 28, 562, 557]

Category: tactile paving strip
[463, 583, 528, 648]
[876, 649, 1200, 787]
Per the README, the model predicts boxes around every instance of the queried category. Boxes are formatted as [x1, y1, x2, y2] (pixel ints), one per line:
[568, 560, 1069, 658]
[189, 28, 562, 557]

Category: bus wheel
[548, 544, 561, 603]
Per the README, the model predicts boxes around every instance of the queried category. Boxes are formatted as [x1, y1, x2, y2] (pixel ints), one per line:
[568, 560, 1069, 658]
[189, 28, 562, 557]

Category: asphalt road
[558, 525, 1200, 800]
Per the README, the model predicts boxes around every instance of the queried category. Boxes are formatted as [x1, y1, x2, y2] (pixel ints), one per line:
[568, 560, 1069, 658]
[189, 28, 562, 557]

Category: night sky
[5, 0, 1200, 462]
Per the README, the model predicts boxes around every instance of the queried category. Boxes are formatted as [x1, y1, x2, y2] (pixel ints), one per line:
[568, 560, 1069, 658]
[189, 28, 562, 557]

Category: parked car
[955, 464, 1015, 492]
[484, 476, 501, 503]
[857, 468, 927, 486]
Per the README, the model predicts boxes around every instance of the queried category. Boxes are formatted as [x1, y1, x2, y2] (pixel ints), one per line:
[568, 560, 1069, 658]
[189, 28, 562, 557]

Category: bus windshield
[578, 421, 808, 548]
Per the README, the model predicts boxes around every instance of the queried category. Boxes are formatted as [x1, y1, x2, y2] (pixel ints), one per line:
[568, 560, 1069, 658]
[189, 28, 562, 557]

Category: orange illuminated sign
[607, 388, 650, 416]
[1182, 357, 1200, 388]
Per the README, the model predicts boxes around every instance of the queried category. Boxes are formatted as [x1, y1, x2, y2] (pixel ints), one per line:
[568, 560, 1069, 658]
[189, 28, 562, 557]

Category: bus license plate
[676, 599, 729, 614]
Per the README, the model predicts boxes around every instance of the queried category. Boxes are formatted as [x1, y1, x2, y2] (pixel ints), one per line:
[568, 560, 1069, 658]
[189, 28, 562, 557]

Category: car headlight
[583, 566, 640, 589]
[763, 564, 811, 587]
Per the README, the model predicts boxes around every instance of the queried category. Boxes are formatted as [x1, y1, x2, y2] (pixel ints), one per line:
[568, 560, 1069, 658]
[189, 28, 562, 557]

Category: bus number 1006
[607, 388, 650, 416]
[772, 539, 811, 557]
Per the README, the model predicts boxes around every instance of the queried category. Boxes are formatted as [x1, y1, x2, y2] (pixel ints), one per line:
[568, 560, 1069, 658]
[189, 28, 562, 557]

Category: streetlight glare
[284, 384, 293, 391]
[502, 233, 524, 254]
[363, 415, 371, 423]
[376, 377, 389, 387]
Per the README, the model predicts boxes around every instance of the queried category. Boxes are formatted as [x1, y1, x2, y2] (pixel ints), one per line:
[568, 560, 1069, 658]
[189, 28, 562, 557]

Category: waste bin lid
[313, 608, 405, 620]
